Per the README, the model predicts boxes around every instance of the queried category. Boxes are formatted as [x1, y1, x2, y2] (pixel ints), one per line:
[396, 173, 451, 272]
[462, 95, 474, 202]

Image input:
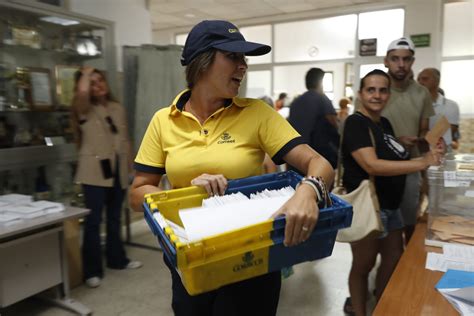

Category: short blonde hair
[185, 49, 217, 89]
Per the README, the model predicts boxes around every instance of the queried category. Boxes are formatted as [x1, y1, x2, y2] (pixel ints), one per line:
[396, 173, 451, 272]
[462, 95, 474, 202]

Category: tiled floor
[2, 220, 378, 316]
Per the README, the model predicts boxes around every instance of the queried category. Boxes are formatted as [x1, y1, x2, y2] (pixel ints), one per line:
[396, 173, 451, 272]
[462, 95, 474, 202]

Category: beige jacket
[74, 101, 131, 189]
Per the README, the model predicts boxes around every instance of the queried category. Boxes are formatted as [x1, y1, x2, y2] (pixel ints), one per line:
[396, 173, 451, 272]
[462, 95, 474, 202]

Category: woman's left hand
[272, 184, 319, 247]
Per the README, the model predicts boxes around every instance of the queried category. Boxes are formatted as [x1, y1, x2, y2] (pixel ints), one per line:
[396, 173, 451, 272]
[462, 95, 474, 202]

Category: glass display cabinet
[0, 0, 116, 202]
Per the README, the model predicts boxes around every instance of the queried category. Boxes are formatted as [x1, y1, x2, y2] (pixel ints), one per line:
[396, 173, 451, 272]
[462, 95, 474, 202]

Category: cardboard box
[64, 219, 83, 289]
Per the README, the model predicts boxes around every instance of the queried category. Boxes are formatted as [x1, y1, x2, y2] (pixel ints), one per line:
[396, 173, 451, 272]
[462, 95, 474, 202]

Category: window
[246, 70, 271, 99]
[175, 33, 187, 46]
[443, 1, 474, 57]
[274, 15, 357, 62]
[323, 72, 334, 101]
[442, 1, 473, 116]
[358, 9, 404, 56]
[360, 64, 385, 78]
[441, 60, 474, 115]
[273, 63, 345, 105]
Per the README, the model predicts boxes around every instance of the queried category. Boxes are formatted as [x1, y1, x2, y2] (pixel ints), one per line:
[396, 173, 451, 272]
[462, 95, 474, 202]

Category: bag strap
[335, 124, 344, 187]
[336, 112, 377, 186]
[367, 128, 376, 184]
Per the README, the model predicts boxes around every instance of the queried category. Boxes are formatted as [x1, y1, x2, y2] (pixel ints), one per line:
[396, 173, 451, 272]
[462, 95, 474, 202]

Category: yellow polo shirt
[134, 90, 303, 188]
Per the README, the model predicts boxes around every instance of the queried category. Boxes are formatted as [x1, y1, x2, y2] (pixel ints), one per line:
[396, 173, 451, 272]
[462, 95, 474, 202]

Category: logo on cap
[228, 28, 238, 33]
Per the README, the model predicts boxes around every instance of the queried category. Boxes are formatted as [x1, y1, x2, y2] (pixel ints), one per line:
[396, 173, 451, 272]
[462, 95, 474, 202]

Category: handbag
[332, 124, 384, 243]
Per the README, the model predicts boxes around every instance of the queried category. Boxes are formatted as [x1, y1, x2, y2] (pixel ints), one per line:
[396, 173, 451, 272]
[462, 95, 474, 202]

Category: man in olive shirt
[382, 37, 434, 243]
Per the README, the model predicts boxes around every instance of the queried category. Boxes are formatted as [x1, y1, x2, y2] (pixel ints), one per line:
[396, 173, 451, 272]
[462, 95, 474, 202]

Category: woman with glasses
[129, 20, 335, 316]
[72, 67, 142, 289]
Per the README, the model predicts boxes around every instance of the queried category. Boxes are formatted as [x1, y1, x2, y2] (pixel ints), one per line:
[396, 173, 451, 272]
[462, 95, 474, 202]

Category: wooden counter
[373, 222, 459, 316]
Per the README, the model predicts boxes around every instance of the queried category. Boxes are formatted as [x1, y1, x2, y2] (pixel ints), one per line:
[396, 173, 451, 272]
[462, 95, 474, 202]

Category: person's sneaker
[85, 277, 101, 288]
[126, 260, 143, 269]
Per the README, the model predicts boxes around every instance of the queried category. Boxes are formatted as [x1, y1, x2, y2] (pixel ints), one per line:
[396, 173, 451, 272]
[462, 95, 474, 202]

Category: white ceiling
[148, 0, 386, 31]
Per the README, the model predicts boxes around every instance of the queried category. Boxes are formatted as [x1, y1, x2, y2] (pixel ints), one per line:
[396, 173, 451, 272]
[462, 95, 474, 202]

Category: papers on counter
[435, 269, 474, 316]
[426, 244, 474, 272]
[0, 194, 65, 224]
[0, 212, 22, 226]
[0, 193, 33, 204]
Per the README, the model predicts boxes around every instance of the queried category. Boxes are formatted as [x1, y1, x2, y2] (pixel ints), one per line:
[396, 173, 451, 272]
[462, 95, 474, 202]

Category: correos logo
[217, 132, 235, 144]
[233, 251, 263, 272]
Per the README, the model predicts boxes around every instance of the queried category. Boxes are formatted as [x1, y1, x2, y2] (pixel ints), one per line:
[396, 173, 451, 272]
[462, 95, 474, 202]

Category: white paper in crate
[179, 187, 294, 242]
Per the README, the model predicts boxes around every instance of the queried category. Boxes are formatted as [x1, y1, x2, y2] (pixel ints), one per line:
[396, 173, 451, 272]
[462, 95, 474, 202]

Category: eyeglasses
[105, 116, 118, 134]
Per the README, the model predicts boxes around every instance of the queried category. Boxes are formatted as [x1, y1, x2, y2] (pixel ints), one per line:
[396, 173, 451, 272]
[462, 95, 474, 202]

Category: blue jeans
[82, 175, 129, 279]
[378, 208, 404, 239]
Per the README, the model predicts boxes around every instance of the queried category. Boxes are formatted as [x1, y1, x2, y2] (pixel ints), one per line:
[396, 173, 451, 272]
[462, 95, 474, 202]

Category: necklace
[185, 102, 207, 124]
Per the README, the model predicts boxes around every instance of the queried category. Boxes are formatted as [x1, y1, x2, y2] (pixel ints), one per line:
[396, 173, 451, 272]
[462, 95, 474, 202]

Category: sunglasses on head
[105, 116, 118, 134]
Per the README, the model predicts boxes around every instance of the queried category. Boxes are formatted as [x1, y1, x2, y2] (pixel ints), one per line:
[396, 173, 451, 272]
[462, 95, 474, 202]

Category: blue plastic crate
[144, 171, 353, 295]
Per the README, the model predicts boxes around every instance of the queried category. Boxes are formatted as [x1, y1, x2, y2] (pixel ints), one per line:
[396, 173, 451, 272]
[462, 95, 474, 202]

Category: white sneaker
[85, 277, 101, 288]
[126, 260, 143, 269]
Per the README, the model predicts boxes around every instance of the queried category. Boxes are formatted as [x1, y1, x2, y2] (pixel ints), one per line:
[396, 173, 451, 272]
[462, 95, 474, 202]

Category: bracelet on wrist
[299, 176, 332, 208]
[296, 180, 322, 202]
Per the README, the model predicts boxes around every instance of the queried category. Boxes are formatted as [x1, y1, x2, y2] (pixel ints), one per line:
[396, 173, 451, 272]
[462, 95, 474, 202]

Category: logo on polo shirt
[217, 132, 235, 144]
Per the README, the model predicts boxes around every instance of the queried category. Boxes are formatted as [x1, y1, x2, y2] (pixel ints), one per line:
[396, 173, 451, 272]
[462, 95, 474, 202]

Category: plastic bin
[426, 153, 474, 247]
[144, 171, 353, 295]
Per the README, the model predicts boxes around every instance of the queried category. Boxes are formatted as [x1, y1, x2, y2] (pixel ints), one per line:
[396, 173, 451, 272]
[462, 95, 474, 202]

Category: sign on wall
[410, 34, 431, 48]
[359, 38, 377, 56]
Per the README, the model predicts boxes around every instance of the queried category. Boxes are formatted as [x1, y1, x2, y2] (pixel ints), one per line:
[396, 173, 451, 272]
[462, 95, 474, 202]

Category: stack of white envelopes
[177, 186, 295, 242]
[0, 194, 65, 225]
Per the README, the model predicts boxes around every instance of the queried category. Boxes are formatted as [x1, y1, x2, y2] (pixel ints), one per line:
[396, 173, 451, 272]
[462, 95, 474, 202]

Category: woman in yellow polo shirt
[129, 20, 335, 316]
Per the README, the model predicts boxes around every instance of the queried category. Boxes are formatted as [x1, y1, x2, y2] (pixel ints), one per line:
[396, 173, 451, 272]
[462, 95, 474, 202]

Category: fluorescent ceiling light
[40, 16, 80, 26]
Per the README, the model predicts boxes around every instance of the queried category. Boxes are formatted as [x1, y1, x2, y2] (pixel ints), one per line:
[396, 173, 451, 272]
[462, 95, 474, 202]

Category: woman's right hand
[423, 150, 442, 167]
[190, 173, 228, 196]
[81, 66, 95, 76]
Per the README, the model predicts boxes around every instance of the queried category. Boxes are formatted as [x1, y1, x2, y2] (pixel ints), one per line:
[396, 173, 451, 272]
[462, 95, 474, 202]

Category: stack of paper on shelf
[0, 193, 33, 205]
[26, 200, 65, 214]
[0, 212, 22, 226]
[0, 193, 65, 222]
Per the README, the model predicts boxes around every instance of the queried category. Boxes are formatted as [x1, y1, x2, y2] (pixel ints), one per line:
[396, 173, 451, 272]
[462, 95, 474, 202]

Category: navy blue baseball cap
[181, 20, 271, 66]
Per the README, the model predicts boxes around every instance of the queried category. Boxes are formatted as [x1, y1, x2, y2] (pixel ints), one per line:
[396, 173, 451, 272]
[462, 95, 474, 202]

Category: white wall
[153, 30, 175, 45]
[403, 0, 442, 77]
[150, 0, 444, 106]
[152, 0, 443, 69]
[69, 0, 152, 71]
